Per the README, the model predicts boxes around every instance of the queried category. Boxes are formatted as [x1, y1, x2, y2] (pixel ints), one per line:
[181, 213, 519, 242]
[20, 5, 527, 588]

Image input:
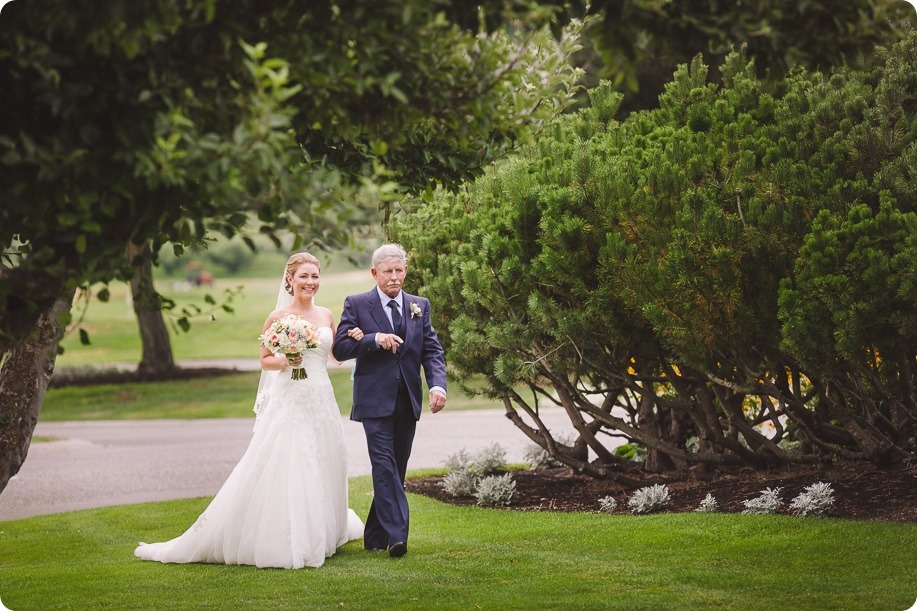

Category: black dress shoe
[388, 541, 407, 558]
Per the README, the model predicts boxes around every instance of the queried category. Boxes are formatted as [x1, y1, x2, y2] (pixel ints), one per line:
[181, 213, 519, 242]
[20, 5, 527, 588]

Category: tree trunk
[0, 293, 72, 495]
[128, 241, 176, 376]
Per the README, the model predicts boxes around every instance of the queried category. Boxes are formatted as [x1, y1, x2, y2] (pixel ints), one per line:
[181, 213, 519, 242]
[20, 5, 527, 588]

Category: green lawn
[58, 268, 373, 366]
[51, 266, 518, 416]
[41, 371, 508, 420]
[1, 475, 914, 610]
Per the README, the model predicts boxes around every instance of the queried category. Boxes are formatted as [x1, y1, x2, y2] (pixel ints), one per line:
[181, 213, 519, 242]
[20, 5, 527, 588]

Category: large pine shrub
[394, 31, 916, 476]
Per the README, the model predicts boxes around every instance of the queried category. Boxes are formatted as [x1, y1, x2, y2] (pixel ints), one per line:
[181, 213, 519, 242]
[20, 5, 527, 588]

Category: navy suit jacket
[333, 289, 447, 421]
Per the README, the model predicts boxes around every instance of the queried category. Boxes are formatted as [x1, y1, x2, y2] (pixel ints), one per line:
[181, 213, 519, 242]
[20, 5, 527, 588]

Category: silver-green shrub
[444, 448, 474, 471]
[789, 482, 835, 517]
[439, 466, 479, 497]
[598, 495, 618, 513]
[473, 443, 507, 474]
[695, 493, 718, 513]
[474, 473, 516, 506]
[741, 487, 783, 515]
[523, 433, 574, 469]
[627, 484, 671, 514]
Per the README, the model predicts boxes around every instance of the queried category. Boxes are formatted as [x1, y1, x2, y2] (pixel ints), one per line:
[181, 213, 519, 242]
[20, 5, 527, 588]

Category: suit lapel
[402, 293, 416, 346]
[368, 289, 392, 333]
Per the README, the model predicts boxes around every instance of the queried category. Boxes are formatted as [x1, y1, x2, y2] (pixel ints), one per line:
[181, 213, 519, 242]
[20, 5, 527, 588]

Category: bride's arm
[328, 309, 363, 365]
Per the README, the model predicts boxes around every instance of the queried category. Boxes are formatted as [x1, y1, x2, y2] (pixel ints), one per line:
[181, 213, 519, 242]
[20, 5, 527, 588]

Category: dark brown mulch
[406, 460, 917, 522]
[49, 367, 249, 388]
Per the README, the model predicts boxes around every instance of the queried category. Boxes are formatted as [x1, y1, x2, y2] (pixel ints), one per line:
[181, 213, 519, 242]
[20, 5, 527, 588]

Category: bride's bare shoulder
[263, 308, 288, 328]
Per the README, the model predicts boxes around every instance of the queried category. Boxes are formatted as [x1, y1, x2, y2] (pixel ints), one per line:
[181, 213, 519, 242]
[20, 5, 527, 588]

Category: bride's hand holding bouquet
[259, 315, 320, 380]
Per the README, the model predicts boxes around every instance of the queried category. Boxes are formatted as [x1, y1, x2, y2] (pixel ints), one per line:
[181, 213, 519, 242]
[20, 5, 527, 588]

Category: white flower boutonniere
[409, 302, 422, 319]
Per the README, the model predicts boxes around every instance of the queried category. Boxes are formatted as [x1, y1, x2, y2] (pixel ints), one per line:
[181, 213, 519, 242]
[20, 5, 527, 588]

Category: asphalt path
[0, 408, 577, 522]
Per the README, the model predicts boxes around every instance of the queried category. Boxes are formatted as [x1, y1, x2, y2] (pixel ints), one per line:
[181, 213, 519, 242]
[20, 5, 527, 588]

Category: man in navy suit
[332, 243, 447, 558]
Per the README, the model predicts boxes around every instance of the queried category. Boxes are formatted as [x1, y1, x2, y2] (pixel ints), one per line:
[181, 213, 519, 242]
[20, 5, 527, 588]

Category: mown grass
[41, 371, 507, 420]
[1, 475, 915, 610]
[51, 266, 515, 416]
[58, 268, 372, 366]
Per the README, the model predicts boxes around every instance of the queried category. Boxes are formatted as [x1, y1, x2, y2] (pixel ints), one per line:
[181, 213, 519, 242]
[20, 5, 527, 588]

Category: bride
[134, 252, 364, 569]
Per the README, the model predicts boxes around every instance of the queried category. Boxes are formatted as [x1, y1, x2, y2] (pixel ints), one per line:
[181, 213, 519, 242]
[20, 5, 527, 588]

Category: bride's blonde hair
[284, 252, 321, 295]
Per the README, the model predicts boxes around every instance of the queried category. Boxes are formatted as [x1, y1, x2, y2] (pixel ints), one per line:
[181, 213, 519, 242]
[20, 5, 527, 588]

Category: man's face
[372, 258, 407, 298]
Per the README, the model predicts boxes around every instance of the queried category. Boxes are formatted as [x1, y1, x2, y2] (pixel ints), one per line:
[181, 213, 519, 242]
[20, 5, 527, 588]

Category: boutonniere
[409, 302, 422, 319]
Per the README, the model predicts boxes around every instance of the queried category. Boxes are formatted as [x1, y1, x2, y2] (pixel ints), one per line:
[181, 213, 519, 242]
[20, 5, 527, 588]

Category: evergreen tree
[395, 30, 916, 475]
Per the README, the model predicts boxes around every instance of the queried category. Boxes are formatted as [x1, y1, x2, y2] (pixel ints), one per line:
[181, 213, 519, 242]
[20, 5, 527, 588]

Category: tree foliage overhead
[0, 0, 583, 352]
[0, 0, 584, 494]
[539, 0, 917, 111]
[394, 29, 917, 478]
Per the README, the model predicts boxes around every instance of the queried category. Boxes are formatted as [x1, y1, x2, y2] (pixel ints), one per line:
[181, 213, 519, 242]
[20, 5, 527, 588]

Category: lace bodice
[296, 326, 333, 374]
[253, 326, 335, 416]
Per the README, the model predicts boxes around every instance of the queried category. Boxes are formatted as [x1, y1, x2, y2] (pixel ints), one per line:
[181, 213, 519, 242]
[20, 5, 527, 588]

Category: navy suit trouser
[361, 382, 416, 550]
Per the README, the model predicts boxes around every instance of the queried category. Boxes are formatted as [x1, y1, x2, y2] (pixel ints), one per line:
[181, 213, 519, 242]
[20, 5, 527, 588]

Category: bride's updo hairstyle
[284, 252, 321, 296]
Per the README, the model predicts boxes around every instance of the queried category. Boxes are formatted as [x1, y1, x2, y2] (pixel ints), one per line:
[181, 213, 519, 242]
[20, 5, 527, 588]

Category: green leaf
[371, 140, 389, 156]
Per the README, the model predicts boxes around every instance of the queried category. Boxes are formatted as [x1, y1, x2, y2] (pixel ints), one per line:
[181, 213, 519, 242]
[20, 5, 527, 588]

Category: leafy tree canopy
[528, 0, 917, 111]
[0, 0, 583, 351]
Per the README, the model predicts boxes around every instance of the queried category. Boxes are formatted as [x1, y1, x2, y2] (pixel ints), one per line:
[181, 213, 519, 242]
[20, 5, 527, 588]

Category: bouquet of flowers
[259, 315, 320, 380]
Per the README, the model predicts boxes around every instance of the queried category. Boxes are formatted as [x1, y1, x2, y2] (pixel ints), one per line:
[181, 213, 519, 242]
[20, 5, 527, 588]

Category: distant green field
[41, 370, 352, 420]
[58, 269, 373, 367]
[41, 369, 510, 420]
[51, 261, 517, 415]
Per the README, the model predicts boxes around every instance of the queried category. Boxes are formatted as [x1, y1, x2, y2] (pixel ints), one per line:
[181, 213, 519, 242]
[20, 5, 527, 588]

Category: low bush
[474, 474, 516, 506]
[598, 495, 618, 513]
[628, 484, 671, 514]
[439, 467, 479, 497]
[695, 494, 719, 513]
[742, 487, 784, 515]
[789, 482, 835, 517]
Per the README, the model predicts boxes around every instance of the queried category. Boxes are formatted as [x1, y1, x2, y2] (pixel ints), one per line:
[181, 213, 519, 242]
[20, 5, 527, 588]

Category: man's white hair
[372, 243, 408, 268]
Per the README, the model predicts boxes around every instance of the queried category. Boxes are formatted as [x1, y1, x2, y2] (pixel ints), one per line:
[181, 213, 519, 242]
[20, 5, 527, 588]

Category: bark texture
[0, 293, 72, 495]
[129, 241, 176, 376]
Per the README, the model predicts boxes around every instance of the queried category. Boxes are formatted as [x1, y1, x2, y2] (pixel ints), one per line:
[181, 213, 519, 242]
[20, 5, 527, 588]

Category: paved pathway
[0, 408, 577, 521]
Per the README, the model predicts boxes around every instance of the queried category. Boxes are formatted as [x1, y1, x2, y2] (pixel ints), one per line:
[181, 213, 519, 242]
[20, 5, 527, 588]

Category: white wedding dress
[134, 327, 363, 569]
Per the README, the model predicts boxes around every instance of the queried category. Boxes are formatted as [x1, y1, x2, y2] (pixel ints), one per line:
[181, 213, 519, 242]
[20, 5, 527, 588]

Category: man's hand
[377, 332, 404, 353]
[429, 390, 446, 414]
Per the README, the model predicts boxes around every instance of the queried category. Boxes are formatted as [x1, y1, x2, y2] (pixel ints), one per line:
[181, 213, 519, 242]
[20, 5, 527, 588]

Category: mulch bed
[406, 460, 917, 522]
[51, 368, 916, 522]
